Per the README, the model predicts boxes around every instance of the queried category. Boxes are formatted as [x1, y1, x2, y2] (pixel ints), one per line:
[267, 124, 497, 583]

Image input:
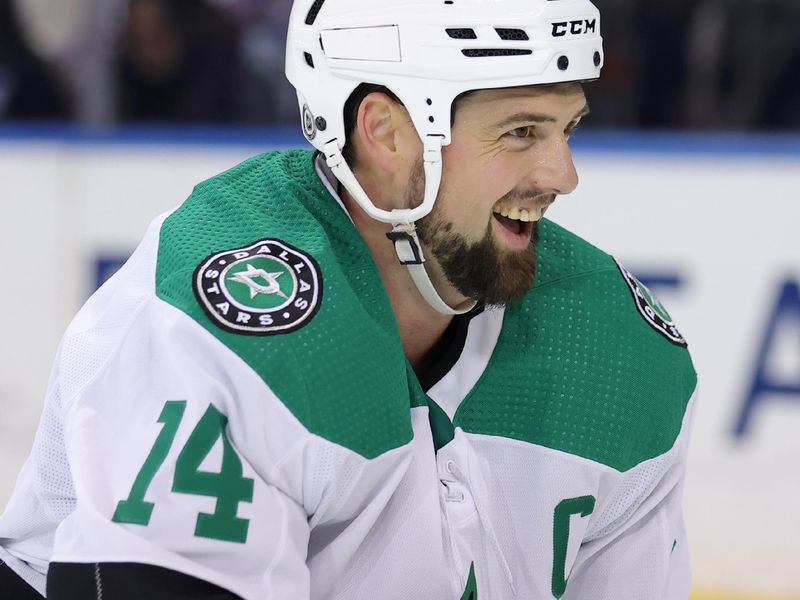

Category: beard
[410, 164, 539, 308]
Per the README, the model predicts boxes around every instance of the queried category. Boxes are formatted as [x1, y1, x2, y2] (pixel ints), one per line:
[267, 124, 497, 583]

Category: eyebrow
[493, 103, 591, 129]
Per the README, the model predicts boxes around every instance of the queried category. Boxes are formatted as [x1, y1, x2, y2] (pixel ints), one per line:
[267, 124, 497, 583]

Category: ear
[354, 92, 409, 174]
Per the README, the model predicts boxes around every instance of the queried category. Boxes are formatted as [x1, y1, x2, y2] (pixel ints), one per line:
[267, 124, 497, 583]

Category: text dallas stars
[194, 238, 322, 335]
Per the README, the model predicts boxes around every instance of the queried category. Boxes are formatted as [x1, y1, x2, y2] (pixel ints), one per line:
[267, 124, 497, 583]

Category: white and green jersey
[0, 150, 697, 599]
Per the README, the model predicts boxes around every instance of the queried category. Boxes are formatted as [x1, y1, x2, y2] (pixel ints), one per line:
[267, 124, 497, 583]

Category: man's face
[413, 83, 588, 307]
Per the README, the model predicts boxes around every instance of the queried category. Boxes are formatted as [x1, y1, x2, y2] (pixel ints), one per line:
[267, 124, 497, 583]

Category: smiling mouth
[491, 213, 536, 252]
[493, 212, 532, 236]
[492, 204, 546, 237]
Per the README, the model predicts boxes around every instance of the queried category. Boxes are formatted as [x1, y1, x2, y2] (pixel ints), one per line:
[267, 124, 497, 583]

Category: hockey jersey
[0, 150, 697, 599]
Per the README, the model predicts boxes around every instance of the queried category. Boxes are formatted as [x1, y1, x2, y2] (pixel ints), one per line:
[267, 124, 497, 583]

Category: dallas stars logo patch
[194, 238, 322, 335]
[615, 259, 687, 347]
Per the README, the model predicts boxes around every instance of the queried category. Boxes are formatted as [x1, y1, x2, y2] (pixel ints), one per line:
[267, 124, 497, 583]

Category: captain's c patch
[193, 238, 322, 335]
[615, 259, 687, 347]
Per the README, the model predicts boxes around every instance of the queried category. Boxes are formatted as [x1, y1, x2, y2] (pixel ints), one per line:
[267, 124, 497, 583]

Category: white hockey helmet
[285, 0, 603, 313]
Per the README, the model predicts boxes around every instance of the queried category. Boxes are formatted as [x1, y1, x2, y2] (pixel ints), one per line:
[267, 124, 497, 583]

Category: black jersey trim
[46, 562, 244, 600]
[0, 560, 44, 599]
[418, 305, 485, 392]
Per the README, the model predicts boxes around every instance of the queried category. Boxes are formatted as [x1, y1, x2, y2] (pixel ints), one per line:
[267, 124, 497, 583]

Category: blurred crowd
[1, 0, 799, 129]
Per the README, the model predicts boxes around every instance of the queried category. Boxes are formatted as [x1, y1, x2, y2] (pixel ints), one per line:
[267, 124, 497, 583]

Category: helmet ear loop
[323, 135, 444, 226]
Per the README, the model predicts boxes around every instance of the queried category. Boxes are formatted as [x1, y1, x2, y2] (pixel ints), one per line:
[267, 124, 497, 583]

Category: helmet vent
[304, 52, 314, 68]
[462, 49, 532, 57]
[446, 28, 477, 39]
[495, 28, 529, 41]
[305, 0, 326, 25]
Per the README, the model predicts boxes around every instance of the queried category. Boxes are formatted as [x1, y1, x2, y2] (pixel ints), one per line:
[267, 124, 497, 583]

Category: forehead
[456, 83, 586, 122]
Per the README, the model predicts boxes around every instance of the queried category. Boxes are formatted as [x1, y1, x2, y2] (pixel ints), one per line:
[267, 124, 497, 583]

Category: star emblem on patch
[193, 238, 322, 335]
[228, 264, 290, 300]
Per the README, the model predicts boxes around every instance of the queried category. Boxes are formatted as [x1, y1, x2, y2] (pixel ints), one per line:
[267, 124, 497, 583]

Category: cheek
[440, 146, 524, 219]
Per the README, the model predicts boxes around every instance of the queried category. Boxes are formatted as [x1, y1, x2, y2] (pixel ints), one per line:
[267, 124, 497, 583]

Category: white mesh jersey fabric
[308, 408, 454, 600]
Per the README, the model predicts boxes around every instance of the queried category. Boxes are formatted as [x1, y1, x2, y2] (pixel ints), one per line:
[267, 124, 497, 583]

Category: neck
[340, 186, 463, 371]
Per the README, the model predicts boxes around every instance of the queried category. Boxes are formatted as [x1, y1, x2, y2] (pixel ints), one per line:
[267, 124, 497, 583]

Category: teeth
[493, 206, 544, 222]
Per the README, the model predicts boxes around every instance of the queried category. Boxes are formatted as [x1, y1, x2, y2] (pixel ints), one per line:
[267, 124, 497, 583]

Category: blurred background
[0, 0, 798, 598]
[2, 0, 800, 128]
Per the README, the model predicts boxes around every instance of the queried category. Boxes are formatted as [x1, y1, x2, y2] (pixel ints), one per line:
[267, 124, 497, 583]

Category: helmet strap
[323, 139, 476, 316]
[386, 223, 476, 315]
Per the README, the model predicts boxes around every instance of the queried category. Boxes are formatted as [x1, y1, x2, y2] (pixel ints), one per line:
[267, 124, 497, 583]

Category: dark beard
[404, 159, 539, 307]
[416, 212, 538, 307]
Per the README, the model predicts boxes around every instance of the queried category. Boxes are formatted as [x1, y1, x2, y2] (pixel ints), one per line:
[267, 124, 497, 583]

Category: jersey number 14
[112, 400, 254, 544]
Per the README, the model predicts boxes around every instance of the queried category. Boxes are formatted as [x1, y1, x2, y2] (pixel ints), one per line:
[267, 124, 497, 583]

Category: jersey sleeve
[49, 282, 314, 600]
[563, 390, 697, 600]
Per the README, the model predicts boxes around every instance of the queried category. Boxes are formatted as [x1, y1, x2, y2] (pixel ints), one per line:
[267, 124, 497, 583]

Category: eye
[506, 126, 536, 140]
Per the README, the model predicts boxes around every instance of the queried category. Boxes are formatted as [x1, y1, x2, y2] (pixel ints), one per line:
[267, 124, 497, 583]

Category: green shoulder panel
[155, 150, 413, 459]
[455, 219, 697, 472]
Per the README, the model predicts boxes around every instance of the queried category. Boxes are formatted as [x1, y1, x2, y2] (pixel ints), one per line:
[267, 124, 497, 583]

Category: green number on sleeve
[173, 404, 254, 544]
[112, 401, 254, 544]
[113, 400, 187, 526]
[551, 495, 596, 599]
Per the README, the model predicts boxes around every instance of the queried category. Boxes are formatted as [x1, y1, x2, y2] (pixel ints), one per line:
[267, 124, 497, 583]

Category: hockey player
[0, 0, 697, 598]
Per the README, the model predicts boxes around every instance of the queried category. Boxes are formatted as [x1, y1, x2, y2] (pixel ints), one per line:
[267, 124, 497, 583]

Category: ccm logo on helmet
[551, 19, 597, 37]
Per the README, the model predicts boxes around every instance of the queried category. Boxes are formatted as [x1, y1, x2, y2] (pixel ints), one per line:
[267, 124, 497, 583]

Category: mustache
[499, 189, 556, 203]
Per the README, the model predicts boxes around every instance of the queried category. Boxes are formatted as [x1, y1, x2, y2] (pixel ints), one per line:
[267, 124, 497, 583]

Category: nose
[528, 136, 579, 196]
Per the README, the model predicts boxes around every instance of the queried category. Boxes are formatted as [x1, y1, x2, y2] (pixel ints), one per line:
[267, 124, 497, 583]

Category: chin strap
[386, 223, 477, 315]
[324, 137, 476, 316]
